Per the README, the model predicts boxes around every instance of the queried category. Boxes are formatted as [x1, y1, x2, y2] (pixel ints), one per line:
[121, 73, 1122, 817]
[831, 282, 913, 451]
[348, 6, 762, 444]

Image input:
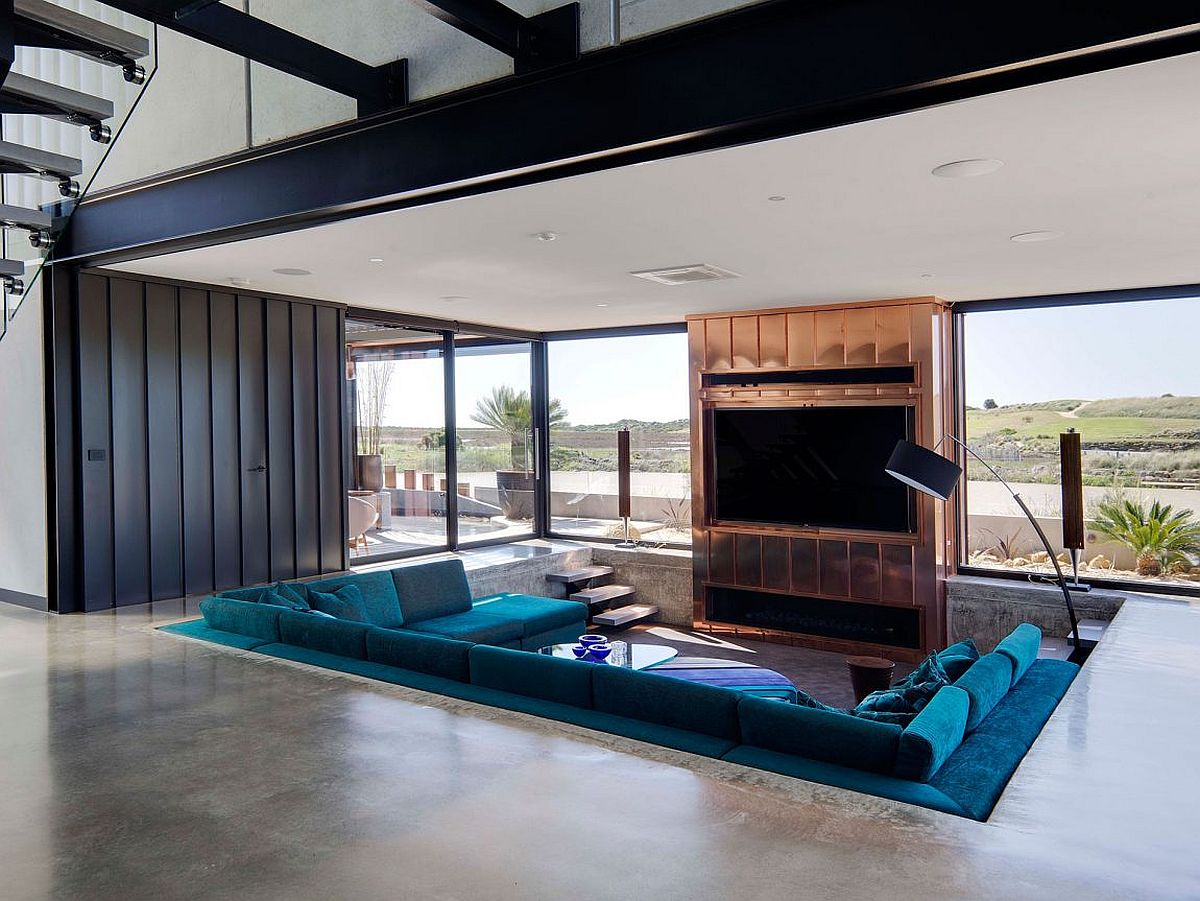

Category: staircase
[0, 0, 150, 329]
[546, 564, 659, 628]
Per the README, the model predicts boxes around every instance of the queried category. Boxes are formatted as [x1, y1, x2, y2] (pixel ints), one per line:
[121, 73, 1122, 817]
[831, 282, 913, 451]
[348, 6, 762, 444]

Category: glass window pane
[454, 338, 536, 544]
[963, 298, 1200, 589]
[548, 333, 691, 545]
[346, 320, 447, 559]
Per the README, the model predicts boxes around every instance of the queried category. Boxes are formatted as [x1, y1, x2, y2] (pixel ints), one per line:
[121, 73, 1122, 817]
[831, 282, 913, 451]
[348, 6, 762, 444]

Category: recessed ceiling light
[228, 276, 250, 287]
[272, 267, 311, 276]
[532, 231, 559, 242]
[1010, 230, 1064, 243]
[931, 158, 1004, 178]
[596, 303, 609, 308]
[920, 273, 934, 279]
[368, 257, 384, 264]
[768, 195, 786, 202]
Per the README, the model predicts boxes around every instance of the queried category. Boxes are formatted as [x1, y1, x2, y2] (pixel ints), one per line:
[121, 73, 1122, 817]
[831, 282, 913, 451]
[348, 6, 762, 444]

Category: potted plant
[355, 361, 395, 491]
[471, 385, 567, 518]
[1091, 496, 1200, 576]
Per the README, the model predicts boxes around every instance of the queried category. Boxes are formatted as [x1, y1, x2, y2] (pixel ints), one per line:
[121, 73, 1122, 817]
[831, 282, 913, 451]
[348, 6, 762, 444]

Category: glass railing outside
[1, 1, 158, 340]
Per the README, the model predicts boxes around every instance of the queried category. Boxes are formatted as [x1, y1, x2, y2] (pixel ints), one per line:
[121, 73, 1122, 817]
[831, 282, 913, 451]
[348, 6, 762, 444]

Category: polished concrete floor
[2, 596, 1198, 900]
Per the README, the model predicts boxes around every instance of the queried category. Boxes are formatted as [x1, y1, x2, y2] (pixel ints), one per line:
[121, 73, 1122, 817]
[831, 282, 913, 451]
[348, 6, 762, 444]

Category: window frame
[952, 284, 1200, 597]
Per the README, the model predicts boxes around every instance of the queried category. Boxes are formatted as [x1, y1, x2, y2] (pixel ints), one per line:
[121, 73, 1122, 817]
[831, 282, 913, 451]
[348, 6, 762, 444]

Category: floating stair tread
[2, 71, 114, 121]
[592, 604, 658, 627]
[15, 0, 150, 62]
[0, 203, 52, 230]
[569, 584, 635, 605]
[546, 565, 613, 584]
[0, 259, 26, 277]
[0, 139, 82, 177]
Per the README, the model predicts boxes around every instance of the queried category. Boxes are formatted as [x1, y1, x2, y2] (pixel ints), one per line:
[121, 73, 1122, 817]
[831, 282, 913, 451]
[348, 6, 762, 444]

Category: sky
[375, 332, 690, 427]
[963, 297, 1200, 407]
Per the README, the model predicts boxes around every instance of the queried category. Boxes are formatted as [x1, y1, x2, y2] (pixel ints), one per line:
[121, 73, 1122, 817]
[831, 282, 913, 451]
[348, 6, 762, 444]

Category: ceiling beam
[58, 0, 1200, 264]
[100, 0, 406, 113]
[409, 1, 579, 71]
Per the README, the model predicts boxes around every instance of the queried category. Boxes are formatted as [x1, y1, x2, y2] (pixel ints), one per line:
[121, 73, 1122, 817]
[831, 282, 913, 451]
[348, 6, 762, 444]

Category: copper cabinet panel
[705, 318, 732, 370]
[850, 541, 881, 601]
[709, 531, 735, 584]
[759, 314, 788, 368]
[731, 316, 759, 368]
[881, 543, 915, 604]
[790, 538, 820, 594]
[844, 307, 877, 365]
[814, 310, 846, 366]
[875, 304, 911, 363]
[762, 535, 791, 590]
[735, 533, 763, 586]
[786, 312, 815, 367]
[819, 539, 850, 597]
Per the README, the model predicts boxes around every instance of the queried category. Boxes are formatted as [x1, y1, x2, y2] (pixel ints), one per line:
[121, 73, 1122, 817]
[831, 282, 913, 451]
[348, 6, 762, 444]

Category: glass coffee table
[537, 641, 677, 670]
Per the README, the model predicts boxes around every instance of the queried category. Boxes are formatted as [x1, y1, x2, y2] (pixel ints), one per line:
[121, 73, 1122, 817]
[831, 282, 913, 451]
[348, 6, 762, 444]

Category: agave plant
[1091, 498, 1200, 576]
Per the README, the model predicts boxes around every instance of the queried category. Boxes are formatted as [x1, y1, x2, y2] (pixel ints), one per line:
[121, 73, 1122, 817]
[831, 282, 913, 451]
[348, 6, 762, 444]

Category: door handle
[247, 464, 266, 473]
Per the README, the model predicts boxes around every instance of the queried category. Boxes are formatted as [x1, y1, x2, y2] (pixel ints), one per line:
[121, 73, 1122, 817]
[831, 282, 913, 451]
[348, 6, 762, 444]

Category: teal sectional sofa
[167, 563, 1077, 821]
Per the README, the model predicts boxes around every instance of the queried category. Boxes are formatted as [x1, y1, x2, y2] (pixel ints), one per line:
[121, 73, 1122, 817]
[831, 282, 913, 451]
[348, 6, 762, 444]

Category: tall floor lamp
[884, 436, 1093, 664]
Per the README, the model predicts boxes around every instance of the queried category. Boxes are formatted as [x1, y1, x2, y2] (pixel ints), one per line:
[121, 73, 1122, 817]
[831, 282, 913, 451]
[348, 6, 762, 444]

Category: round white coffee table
[536, 641, 677, 670]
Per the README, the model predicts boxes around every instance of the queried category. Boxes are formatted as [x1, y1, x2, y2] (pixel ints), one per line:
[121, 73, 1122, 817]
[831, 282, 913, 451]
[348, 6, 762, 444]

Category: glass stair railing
[0, 0, 157, 340]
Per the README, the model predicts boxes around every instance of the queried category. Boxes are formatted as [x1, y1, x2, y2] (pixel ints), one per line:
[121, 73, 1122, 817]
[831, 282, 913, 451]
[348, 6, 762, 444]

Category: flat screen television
[711, 405, 914, 533]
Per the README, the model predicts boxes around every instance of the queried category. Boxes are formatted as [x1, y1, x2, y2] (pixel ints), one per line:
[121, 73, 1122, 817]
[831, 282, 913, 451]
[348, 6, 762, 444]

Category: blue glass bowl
[587, 644, 613, 663]
[570, 644, 590, 659]
[579, 634, 607, 646]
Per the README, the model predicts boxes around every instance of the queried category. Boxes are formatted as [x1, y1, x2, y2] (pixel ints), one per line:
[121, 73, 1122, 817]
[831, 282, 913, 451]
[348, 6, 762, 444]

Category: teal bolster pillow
[365, 628, 472, 682]
[592, 666, 741, 741]
[994, 623, 1041, 685]
[738, 696, 901, 774]
[469, 645, 594, 709]
[894, 685, 970, 781]
[955, 653, 1014, 731]
[391, 559, 473, 624]
[278, 609, 370, 659]
[257, 581, 311, 611]
[309, 584, 369, 623]
[937, 638, 980, 682]
[200, 596, 282, 643]
[302, 571, 403, 628]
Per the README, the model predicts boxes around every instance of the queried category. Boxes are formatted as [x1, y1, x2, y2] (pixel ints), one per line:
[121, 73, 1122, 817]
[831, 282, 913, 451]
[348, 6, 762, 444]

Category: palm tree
[471, 385, 567, 470]
[1091, 497, 1200, 576]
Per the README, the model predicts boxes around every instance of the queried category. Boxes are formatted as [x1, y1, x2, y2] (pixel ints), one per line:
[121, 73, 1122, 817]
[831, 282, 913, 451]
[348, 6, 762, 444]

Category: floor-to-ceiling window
[546, 330, 692, 546]
[958, 296, 1200, 592]
[453, 337, 537, 546]
[346, 320, 448, 560]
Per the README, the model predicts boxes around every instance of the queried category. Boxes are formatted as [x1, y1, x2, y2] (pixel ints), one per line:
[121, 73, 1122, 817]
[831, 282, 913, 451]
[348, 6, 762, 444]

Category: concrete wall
[592, 545, 691, 625]
[0, 295, 48, 606]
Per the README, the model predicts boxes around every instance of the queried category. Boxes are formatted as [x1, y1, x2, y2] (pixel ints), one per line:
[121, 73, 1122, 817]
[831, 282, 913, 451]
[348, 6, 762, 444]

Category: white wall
[0, 295, 48, 603]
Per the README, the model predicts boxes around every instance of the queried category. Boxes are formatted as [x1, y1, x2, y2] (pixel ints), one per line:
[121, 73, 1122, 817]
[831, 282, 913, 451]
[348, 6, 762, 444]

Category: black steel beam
[58, 0, 1200, 264]
[99, 1, 405, 112]
[410, 1, 578, 71]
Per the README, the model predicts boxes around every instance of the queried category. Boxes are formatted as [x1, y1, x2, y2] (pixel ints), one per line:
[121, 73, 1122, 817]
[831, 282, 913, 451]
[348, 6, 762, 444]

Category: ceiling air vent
[629, 263, 741, 286]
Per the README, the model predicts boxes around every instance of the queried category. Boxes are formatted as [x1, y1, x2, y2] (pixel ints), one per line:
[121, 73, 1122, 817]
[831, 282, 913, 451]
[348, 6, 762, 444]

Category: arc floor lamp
[885, 436, 1093, 663]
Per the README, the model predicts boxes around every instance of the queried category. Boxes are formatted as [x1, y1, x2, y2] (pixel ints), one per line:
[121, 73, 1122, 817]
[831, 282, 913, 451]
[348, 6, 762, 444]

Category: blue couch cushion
[955, 652, 1014, 732]
[365, 627, 472, 682]
[738, 696, 901, 774]
[159, 618, 274, 650]
[894, 685, 970, 781]
[930, 659, 1078, 820]
[309, 584, 369, 623]
[199, 596, 282, 643]
[937, 638, 980, 682]
[302, 571, 404, 628]
[218, 587, 267, 603]
[853, 652, 950, 725]
[592, 665, 741, 742]
[278, 609, 370, 659]
[470, 645, 594, 708]
[994, 623, 1041, 686]
[470, 593, 586, 637]
[406, 610, 524, 645]
[391, 559, 473, 624]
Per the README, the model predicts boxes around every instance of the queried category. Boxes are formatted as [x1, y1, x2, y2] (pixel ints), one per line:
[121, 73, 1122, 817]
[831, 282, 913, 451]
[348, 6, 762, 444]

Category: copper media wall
[686, 297, 957, 662]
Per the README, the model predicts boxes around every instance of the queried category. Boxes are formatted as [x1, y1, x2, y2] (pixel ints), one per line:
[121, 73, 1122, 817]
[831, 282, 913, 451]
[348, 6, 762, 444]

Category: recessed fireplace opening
[707, 586, 923, 650]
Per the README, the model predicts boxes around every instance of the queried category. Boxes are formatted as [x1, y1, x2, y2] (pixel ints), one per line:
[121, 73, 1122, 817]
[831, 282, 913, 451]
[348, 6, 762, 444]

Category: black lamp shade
[885, 439, 963, 501]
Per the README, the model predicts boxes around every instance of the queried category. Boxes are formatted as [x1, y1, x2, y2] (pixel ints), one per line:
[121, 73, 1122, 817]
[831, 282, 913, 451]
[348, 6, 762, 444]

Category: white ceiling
[113, 51, 1200, 331]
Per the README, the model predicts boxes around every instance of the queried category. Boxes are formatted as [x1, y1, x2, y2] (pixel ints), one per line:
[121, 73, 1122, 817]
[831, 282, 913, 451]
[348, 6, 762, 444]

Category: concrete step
[15, 0, 150, 65]
[0, 202, 52, 231]
[0, 259, 26, 277]
[570, 584, 635, 608]
[0, 139, 82, 180]
[592, 604, 658, 627]
[1, 70, 114, 124]
[546, 565, 613, 584]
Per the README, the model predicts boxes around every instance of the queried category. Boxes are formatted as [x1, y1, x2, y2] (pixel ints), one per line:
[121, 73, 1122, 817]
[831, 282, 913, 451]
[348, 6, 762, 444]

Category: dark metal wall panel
[76, 273, 113, 611]
[45, 266, 79, 612]
[315, 305, 345, 573]
[108, 278, 150, 606]
[145, 283, 183, 601]
[290, 304, 321, 577]
[266, 299, 296, 581]
[237, 295, 270, 586]
[209, 291, 242, 590]
[178, 288, 214, 595]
